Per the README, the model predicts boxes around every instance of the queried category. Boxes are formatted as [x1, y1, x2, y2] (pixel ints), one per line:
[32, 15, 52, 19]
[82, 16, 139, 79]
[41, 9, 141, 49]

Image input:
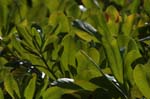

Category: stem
[39, 55, 57, 80]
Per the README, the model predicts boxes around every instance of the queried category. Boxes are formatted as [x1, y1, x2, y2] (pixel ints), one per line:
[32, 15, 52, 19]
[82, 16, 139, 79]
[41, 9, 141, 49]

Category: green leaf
[44, 0, 60, 12]
[73, 19, 101, 40]
[122, 14, 135, 36]
[111, 0, 125, 6]
[75, 80, 98, 91]
[35, 76, 49, 99]
[133, 64, 150, 98]
[0, 1, 8, 29]
[75, 49, 101, 81]
[124, 50, 141, 85]
[103, 38, 123, 84]
[75, 29, 98, 42]
[31, 28, 42, 50]
[82, 0, 97, 8]
[42, 87, 64, 99]
[65, 1, 81, 18]
[16, 26, 33, 47]
[48, 12, 70, 34]
[80, 50, 128, 99]
[144, 0, 150, 15]
[24, 74, 37, 99]
[105, 6, 120, 37]
[4, 74, 21, 99]
[0, 88, 4, 99]
[127, 0, 140, 13]
[61, 35, 79, 70]
[123, 38, 141, 86]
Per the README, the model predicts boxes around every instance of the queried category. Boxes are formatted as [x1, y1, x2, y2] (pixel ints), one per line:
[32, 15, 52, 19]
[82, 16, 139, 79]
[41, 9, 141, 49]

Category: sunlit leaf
[75, 29, 98, 42]
[42, 87, 64, 99]
[133, 64, 150, 98]
[75, 49, 100, 81]
[48, 12, 70, 34]
[102, 38, 123, 84]
[82, 0, 98, 8]
[124, 50, 141, 86]
[122, 14, 135, 36]
[61, 35, 79, 70]
[105, 6, 120, 37]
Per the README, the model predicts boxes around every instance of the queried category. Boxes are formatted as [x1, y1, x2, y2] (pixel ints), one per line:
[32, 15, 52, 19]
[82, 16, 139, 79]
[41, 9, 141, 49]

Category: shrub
[0, 0, 150, 99]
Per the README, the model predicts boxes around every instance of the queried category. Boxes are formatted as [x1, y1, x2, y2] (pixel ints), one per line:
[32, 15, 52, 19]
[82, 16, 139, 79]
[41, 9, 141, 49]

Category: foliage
[0, 0, 150, 99]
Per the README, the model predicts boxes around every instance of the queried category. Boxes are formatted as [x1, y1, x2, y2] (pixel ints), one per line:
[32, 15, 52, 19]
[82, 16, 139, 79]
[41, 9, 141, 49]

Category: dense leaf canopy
[0, 0, 150, 99]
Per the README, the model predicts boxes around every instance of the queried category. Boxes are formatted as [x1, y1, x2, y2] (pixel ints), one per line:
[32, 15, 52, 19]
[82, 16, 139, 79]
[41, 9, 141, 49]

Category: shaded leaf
[111, 0, 125, 6]
[143, 0, 150, 15]
[24, 73, 37, 99]
[0, 88, 4, 99]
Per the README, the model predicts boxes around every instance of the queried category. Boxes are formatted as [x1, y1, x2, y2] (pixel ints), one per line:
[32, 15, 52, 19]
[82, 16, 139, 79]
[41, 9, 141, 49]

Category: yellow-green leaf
[42, 87, 64, 99]
[133, 64, 150, 98]
[4, 74, 21, 99]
